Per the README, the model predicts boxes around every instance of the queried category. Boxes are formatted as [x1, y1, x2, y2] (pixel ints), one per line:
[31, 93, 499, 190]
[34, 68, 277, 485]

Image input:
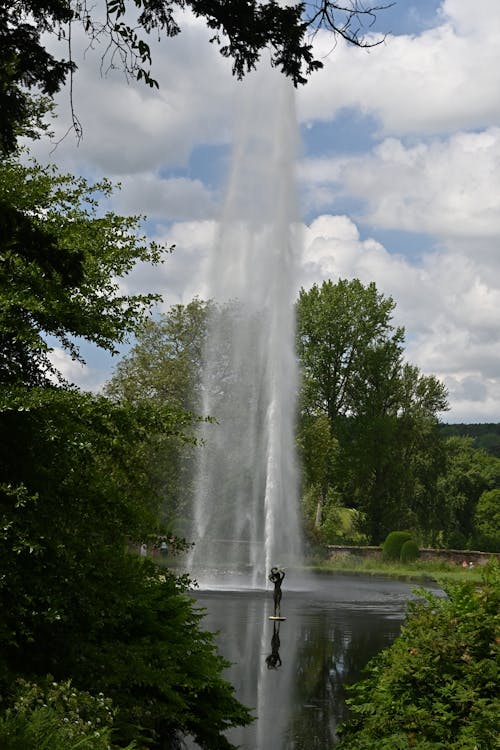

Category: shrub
[337, 560, 500, 749]
[400, 538, 419, 562]
[382, 531, 413, 561]
[0, 678, 134, 750]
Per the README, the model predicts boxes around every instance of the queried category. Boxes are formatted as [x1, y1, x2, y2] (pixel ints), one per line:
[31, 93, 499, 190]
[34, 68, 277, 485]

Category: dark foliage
[337, 562, 500, 749]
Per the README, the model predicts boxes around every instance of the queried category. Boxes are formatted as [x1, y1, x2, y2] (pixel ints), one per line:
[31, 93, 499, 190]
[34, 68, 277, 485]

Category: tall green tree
[296, 279, 449, 544]
[340, 363, 448, 543]
[296, 279, 406, 429]
[104, 298, 261, 531]
[0, 155, 253, 748]
[105, 299, 212, 529]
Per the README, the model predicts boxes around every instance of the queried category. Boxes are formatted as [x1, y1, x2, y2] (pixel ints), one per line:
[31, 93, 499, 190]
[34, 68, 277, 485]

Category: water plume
[189, 66, 303, 588]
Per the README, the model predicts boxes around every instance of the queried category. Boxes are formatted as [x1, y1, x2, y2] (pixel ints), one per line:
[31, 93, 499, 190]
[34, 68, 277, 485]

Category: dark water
[187, 572, 439, 749]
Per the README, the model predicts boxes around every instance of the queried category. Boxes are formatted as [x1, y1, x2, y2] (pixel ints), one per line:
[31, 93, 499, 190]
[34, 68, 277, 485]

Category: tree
[105, 299, 212, 528]
[296, 279, 449, 544]
[0, 0, 390, 155]
[297, 279, 405, 429]
[0, 153, 165, 386]
[106, 298, 211, 411]
[439, 423, 500, 458]
[474, 489, 500, 552]
[437, 437, 500, 549]
[337, 562, 500, 749]
[342, 363, 448, 543]
[105, 298, 269, 535]
[297, 412, 339, 537]
[0, 388, 253, 748]
[0, 155, 253, 748]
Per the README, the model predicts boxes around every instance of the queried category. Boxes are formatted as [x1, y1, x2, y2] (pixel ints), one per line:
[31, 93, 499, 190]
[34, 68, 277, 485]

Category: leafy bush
[0, 678, 134, 750]
[0, 388, 253, 750]
[337, 560, 500, 749]
[382, 531, 413, 560]
[0, 550, 253, 749]
[400, 538, 419, 563]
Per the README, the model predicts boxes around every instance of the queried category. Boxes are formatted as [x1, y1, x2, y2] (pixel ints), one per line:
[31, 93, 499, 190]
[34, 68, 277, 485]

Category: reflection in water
[266, 622, 282, 670]
[187, 574, 431, 749]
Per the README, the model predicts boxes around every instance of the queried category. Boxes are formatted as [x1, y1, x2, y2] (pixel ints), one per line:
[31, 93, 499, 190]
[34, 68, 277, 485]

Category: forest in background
[106, 283, 500, 556]
[439, 423, 500, 457]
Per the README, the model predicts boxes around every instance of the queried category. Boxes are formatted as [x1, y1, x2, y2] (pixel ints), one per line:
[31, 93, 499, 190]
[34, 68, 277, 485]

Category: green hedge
[400, 538, 419, 562]
[382, 531, 413, 560]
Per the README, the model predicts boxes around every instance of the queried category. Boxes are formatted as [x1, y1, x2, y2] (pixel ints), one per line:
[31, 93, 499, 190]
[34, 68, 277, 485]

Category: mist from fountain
[188, 66, 303, 588]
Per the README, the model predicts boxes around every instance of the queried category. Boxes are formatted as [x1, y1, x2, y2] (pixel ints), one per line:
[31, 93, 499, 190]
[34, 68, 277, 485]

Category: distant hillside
[439, 423, 500, 457]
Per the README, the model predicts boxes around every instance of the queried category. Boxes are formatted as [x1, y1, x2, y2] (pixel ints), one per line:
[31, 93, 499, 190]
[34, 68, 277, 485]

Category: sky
[31, 0, 500, 423]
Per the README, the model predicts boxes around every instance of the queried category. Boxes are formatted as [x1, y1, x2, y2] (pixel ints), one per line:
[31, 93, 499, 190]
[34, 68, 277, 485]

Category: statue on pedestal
[269, 566, 285, 618]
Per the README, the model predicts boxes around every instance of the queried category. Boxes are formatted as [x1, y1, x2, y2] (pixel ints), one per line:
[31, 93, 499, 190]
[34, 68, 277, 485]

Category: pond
[187, 572, 440, 749]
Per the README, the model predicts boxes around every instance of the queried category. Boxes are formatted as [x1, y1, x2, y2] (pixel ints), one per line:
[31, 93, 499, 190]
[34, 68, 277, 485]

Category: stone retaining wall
[326, 544, 499, 566]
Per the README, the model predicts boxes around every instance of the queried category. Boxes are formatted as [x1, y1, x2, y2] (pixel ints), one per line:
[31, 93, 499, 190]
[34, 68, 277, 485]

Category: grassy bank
[307, 555, 485, 584]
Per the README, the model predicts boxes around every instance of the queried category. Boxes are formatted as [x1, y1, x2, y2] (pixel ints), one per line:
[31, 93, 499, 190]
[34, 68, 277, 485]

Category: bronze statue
[269, 566, 285, 617]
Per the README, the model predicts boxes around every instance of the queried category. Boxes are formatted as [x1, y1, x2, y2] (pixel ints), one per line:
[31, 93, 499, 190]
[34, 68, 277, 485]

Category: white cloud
[118, 219, 216, 307]
[300, 213, 500, 422]
[112, 173, 217, 220]
[298, 0, 500, 136]
[300, 128, 500, 241]
[48, 348, 106, 392]
[441, 372, 500, 423]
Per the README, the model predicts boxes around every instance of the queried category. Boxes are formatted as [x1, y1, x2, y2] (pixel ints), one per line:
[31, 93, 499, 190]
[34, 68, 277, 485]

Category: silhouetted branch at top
[77, 0, 394, 88]
[303, 1, 394, 48]
[0, 0, 393, 154]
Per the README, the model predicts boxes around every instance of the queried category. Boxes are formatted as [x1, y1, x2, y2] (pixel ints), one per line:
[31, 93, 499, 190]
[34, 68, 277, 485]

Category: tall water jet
[189, 66, 303, 587]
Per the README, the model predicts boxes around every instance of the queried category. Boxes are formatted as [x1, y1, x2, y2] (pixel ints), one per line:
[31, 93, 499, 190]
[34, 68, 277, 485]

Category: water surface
[188, 572, 437, 749]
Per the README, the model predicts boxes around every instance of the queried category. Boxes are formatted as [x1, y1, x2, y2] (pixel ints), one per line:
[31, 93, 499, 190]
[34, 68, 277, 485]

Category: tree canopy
[105, 299, 213, 531]
[0, 154, 165, 386]
[436, 436, 500, 550]
[296, 279, 449, 544]
[0, 155, 253, 748]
